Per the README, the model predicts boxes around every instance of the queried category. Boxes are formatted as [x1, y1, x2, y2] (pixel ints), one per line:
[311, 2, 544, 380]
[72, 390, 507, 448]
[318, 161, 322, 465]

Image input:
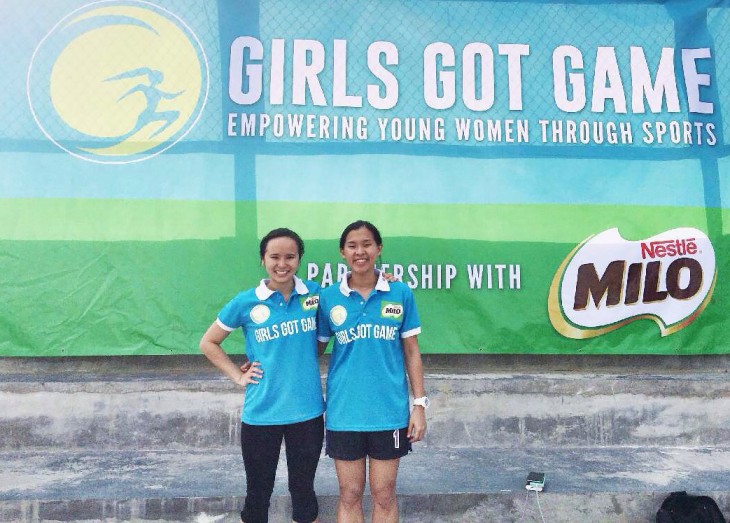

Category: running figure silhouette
[106, 68, 184, 138]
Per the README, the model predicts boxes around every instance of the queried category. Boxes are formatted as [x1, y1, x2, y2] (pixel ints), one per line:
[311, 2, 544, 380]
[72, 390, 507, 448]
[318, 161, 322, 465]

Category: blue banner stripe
[0, 152, 235, 200]
[256, 154, 712, 207]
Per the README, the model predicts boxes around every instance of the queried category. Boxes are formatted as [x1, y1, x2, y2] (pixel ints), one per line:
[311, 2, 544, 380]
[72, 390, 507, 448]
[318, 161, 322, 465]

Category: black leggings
[240, 415, 324, 523]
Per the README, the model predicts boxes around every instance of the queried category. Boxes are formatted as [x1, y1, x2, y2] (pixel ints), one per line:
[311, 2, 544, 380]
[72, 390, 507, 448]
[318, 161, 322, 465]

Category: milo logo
[549, 228, 716, 339]
[381, 302, 403, 319]
[300, 295, 320, 311]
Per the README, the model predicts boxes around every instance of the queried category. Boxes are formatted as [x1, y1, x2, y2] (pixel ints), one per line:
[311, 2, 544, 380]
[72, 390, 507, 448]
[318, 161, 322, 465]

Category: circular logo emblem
[27, 0, 209, 164]
[250, 305, 270, 325]
[330, 305, 347, 327]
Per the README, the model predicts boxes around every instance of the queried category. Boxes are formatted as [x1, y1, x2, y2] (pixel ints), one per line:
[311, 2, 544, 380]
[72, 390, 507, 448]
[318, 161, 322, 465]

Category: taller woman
[200, 228, 325, 523]
[317, 220, 428, 523]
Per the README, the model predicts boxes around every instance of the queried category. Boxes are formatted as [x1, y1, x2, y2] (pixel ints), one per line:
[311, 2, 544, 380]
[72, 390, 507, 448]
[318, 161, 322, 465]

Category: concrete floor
[1, 354, 729, 522]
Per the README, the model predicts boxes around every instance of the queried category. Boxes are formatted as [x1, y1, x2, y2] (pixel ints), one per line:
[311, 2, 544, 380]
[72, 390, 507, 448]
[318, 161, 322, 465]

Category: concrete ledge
[2, 370, 728, 450]
[9, 493, 730, 523]
[2, 446, 730, 522]
[2, 353, 729, 377]
[428, 372, 730, 447]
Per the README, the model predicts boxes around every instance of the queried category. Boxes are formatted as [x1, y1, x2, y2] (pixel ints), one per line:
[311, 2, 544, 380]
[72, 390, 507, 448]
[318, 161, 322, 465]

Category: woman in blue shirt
[317, 220, 428, 522]
[200, 228, 325, 523]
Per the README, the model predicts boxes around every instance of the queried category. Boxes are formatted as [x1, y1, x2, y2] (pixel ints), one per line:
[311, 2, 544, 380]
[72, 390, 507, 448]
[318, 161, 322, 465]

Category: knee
[338, 481, 365, 507]
[370, 481, 397, 509]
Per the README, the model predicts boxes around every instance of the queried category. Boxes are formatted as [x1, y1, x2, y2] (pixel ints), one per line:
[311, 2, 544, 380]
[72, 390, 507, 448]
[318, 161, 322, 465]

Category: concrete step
[2, 446, 730, 522]
[2, 366, 729, 450]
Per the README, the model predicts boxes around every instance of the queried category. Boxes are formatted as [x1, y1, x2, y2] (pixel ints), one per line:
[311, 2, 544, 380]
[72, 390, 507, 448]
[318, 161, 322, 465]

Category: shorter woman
[200, 228, 324, 523]
[317, 220, 428, 522]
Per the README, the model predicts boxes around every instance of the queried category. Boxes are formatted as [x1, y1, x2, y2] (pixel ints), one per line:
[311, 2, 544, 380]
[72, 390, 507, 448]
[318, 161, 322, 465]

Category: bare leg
[335, 458, 366, 523]
[368, 458, 400, 523]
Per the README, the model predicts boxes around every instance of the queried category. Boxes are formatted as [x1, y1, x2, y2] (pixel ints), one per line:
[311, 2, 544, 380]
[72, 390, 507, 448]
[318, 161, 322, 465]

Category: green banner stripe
[4, 235, 726, 356]
[723, 209, 730, 235]
[0, 199, 237, 241]
[258, 201, 711, 243]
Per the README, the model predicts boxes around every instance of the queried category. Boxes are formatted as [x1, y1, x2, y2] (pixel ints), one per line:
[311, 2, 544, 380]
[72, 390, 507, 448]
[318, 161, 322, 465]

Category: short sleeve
[400, 285, 421, 338]
[217, 293, 246, 331]
[316, 292, 333, 342]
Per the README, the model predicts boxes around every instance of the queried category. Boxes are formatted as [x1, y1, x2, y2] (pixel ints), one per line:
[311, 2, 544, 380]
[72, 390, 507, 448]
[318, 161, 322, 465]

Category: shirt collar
[255, 276, 309, 300]
[338, 269, 390, 296]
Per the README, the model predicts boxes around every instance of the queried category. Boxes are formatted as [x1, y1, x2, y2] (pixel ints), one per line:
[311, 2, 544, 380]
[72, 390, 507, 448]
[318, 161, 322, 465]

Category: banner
[2, 0, 729, 356]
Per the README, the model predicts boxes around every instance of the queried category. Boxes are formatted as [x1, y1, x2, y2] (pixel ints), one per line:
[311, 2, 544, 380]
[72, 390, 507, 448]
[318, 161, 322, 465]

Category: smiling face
[340, 226, 383, 276]
[262, 236, 301, 290]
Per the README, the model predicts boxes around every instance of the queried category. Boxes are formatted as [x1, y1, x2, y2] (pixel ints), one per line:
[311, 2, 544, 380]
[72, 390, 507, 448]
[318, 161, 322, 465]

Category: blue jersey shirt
[217, 276, 325, 425]
[317, 271, 421, 431]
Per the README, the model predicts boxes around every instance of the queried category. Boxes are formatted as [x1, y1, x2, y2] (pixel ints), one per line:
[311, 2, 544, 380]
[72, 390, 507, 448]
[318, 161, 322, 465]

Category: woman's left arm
[403, 335, 427, 442]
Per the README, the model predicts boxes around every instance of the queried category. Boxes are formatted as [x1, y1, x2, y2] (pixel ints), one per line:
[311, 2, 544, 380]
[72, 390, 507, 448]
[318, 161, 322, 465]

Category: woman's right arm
[200, 322, 262, 386]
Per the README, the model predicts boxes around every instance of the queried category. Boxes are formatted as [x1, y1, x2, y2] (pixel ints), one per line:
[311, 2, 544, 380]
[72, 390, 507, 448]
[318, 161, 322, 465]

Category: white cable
[534, 490, 547, 523]
[519, 484, 548, 523]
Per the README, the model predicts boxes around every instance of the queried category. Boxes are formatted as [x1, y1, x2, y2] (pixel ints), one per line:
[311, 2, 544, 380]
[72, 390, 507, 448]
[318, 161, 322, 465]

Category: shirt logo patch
[330, 305, 347, 326]
[300, 295, 319, 311]
[381, 302, 403, 319]
[250, 304, 270, 324]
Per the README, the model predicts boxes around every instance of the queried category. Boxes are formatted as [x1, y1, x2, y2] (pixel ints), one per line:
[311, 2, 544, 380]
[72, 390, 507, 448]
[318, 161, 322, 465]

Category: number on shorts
[393, 429, 400, 449]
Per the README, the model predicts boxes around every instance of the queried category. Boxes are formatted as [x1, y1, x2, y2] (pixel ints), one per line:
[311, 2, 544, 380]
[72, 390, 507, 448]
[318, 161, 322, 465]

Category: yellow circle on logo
[29, 1, 208, 163]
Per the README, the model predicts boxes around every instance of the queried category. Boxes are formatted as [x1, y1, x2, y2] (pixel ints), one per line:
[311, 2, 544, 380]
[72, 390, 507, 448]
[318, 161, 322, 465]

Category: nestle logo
[640, 238, 697, 259]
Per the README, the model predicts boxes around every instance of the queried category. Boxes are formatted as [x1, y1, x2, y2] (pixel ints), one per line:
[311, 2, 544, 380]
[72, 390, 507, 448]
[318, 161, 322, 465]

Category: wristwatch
[412, 396, 430, 409]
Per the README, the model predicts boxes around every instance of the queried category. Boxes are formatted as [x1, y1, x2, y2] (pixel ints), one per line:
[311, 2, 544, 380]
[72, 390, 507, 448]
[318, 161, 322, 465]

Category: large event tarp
[1, 0, 729, 356]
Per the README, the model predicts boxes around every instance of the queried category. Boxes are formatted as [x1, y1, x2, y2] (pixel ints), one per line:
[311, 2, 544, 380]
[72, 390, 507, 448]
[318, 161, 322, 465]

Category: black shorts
[326, 427, 411, 460]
